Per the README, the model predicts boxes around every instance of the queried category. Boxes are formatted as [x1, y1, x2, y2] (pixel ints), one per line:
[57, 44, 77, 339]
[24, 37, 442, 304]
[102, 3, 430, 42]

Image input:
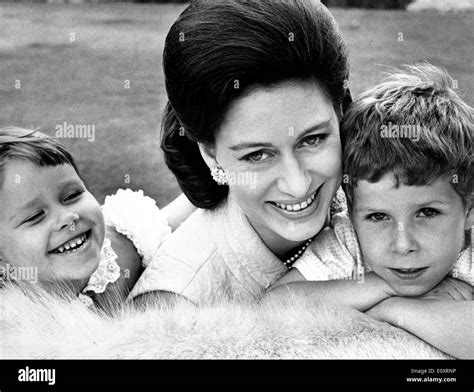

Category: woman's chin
[267, 204, 329, 242]
[278, 228, 318, 243]
[286, 213, 328, 242]
[274, 219, 326, 244]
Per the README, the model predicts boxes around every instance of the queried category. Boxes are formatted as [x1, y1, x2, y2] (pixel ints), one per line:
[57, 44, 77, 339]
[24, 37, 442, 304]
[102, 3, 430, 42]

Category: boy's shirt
[294, 210, 473, 286]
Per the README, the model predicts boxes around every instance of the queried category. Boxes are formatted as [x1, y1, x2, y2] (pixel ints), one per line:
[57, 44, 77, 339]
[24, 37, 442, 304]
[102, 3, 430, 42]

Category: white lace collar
[78, 237, 121, 307]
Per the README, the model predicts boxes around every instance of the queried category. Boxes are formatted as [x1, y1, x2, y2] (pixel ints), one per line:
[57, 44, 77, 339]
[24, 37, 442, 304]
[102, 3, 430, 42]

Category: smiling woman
[130, 0, 351, 306]
[199, 79, 342, 256]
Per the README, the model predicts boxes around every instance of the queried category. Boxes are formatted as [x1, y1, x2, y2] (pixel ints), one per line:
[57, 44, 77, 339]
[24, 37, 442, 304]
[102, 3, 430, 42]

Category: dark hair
[341, 63, 473, 208]
[0, 127, 81, 188]
[161, 0, 350, 208]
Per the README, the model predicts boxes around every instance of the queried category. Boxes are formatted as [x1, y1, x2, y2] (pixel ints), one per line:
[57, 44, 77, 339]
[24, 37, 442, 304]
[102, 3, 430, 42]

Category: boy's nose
[391, 223, 418, 255]
[277, 157, 311, 199]
[54, 211, 80, 232]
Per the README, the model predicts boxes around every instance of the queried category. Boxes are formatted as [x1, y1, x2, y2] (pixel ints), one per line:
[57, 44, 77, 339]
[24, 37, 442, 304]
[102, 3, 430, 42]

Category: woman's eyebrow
[228, 119, 332, 151]
[228, 141, 274, 151]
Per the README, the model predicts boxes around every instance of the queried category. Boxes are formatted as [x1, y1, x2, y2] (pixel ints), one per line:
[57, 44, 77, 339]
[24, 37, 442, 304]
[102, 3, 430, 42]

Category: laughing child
[0, 127, 194, 311]
[268, 63, 473, 358]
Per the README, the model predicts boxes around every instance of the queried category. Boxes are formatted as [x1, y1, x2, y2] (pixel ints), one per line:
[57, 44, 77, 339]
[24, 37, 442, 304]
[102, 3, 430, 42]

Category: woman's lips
[274, 191, 317, 212]
[389, 267, 428, 281]
[268, 184, 323, 219]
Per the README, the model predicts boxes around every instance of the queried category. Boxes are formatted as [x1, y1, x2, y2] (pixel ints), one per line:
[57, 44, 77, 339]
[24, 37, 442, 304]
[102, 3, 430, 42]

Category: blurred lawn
[0, 3, 472, 206]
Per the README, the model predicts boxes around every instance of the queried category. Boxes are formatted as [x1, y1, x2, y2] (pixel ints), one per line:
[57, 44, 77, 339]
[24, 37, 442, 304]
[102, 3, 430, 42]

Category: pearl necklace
[282, 237, 314, 270]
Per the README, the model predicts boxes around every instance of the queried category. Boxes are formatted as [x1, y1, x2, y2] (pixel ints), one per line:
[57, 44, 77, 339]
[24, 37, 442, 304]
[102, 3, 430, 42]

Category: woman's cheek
[227, 174, 264, 208]
[307, 148, 342, 180]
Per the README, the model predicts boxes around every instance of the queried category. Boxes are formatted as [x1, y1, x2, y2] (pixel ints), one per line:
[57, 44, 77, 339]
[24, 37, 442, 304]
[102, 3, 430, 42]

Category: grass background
[0, 3, 472, 206]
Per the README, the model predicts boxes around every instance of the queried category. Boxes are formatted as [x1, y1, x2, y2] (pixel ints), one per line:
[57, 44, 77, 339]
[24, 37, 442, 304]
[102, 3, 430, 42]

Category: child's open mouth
[389, 267, 428, 280]
[49, 230, 91, 255]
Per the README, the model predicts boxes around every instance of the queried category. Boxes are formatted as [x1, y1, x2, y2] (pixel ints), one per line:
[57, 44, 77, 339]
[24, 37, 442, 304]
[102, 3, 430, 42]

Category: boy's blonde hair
[0, 127, 81, 188]
[341, 63, 473, 208]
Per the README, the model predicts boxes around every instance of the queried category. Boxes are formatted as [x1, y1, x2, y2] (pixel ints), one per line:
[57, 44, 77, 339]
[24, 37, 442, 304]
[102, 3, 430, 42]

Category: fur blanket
[0, 285, 450, 359]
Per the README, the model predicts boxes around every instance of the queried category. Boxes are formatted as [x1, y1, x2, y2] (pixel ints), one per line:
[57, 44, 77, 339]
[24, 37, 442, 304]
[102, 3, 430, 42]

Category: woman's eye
[366, 212, 389, 222]
[418, 208, 440, 218]
[64, 190, 83, 202]
[24, 211, 45, 224]
[300, 134, 327, 147]
[242, 151, 271, 163]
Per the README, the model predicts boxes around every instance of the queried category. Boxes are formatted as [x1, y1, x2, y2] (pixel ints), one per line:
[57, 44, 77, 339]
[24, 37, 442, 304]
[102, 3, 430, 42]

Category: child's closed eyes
[18, 186, 86, 227]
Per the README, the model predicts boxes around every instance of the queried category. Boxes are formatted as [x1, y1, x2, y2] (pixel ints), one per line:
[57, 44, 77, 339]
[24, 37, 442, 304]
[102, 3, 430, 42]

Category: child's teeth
[54, 233, 88, 254]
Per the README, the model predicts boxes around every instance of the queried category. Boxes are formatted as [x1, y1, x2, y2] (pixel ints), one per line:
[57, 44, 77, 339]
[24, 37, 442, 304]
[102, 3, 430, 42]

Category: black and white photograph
[0, 0, 472, 387]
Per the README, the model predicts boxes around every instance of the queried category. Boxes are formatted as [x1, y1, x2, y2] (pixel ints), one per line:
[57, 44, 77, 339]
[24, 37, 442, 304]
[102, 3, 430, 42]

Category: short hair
[0, 127, 81, 188]
[341, 63, 473, 208]
[161, 0, 350, 209]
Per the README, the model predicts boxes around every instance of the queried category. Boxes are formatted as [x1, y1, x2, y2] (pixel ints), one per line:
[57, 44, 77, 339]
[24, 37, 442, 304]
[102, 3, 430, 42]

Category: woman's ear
[197, 142, 219, 170]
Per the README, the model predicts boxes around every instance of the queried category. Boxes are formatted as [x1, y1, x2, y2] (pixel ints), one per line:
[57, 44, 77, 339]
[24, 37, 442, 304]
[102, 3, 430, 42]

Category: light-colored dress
[102, 188, 171, 270]
[129, 193, 290, 305]
[294, 209, 473, 285]
[79, 189, 172, 305]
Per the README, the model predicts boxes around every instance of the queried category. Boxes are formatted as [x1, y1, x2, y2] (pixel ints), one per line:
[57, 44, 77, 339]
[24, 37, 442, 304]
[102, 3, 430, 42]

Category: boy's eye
[24, 211, 45, 224]
[300, 134, 327, 147]
[366, 212, 389, 222]
[417, 208, 440, 218]
[64, 190, 84, 202]
[242, 150, 271, 163]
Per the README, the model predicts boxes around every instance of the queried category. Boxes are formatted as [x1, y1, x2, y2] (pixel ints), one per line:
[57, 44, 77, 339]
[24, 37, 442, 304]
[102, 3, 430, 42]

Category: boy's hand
[416, 277, 472, 301]
[365, 296, 399, 323]
[366, 276, 472, 324]
[365, 272, 397, 298]
[377, 273, 397, 298]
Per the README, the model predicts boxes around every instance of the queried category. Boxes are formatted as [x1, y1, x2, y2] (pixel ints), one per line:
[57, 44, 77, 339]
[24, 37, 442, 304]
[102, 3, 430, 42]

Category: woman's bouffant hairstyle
[161, 0, 350, 208]
[341, 63, 473, 208]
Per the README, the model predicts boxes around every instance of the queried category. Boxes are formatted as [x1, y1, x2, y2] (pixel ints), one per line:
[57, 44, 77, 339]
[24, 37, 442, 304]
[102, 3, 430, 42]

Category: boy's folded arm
[266, 271, 394, 312]
[265, 222, 394, 311]
[367, 298, 474, 359]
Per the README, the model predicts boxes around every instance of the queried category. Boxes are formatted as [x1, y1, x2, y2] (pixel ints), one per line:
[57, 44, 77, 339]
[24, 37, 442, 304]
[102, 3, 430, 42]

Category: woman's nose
[390, 222, 419, 255]
[54, 211, 80, 232]
[276, 156, 312, 198]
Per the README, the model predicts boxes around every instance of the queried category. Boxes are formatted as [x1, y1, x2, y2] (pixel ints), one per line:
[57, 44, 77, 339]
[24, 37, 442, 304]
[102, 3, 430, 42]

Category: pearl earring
[211, 166, 228, 185]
